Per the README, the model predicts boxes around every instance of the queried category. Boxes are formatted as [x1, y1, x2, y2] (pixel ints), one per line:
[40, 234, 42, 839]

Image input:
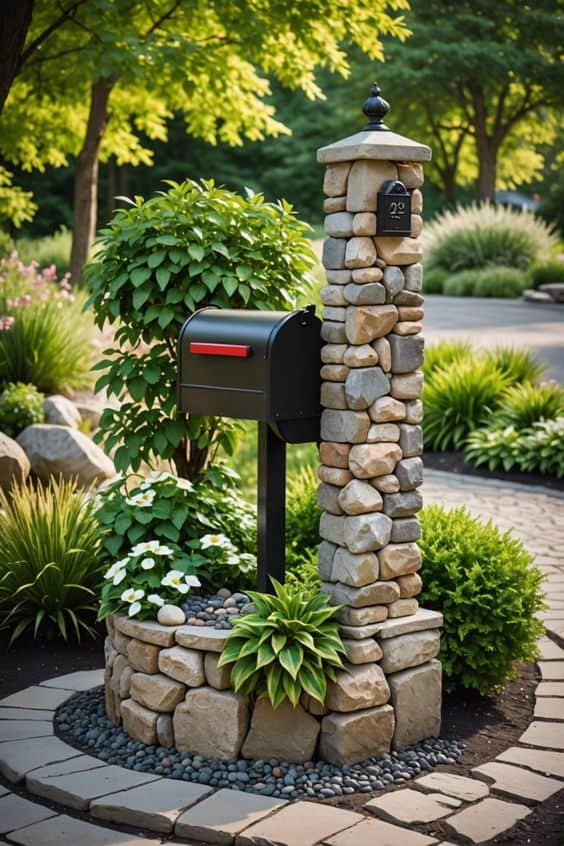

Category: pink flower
[0, 316, 15, 330]
[42, 264, 57, 280]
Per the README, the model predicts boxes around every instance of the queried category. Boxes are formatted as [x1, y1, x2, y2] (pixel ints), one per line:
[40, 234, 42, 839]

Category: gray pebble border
[55, 686, 464, 801]
[180, 589, 252, 630]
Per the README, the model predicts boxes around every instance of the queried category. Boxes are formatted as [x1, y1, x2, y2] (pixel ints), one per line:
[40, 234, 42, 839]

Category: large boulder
[0, 432, 30, 491]
[16, 424, 115, 486]
[43, 395, 81, 428]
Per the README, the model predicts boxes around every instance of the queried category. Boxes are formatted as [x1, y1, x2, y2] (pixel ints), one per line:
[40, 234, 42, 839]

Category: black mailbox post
[177, 306, 321, 591]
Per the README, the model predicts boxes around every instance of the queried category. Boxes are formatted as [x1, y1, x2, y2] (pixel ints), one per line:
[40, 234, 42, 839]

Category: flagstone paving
[0, 470, 562, 845]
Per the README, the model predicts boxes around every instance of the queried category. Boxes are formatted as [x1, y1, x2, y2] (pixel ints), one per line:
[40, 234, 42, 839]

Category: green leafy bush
[466, 418, 564, 478]
[15, 228, 71, 277]
[0, 230, 14, 258]
[422, 340, 472, 380]
[96, 468, 256, 599]
[423, 268, 447, 294]
[425, 203, 557, 273]
[481, 347, 545, 386]
[86, 179, 316, 478]
[419, 504, 545, 695]
[471, 266, 528, 298]
[0, 477, 104, 643]
[442, 270, 479, 297]
[285, 466, 321, 568]
[218, 580, 345, 707]
[423, 358, 509, 451]
[530, 262, 564, 289]
[0, 382, 45, 437]
[495, 382, 564, 428]
[285, 550, 321, 595]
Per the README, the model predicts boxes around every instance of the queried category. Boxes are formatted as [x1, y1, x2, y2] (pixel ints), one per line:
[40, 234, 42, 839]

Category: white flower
[200, 533, 229, 549]
[161, 570, 199, 594]
[227, 555, 239, 566]
[128, 601, 142, 617]
[131, 540, 174, 557]
[121, 588, 145, 603]
[148, 471, 173, 483]
[176, 478, 193, 492]
[147, 594, 165, 607]
[104, 558, 130, 580]
[113, 568, 127, 586]
[141, 557, 155, 570]
[125, 490, 155, 507]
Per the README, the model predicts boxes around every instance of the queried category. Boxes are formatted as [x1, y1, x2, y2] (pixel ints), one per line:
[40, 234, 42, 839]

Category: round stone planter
[104, 609, 443, 765]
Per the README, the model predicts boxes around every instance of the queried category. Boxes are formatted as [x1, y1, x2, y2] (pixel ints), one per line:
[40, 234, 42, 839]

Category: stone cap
[317, 129, 431, 165]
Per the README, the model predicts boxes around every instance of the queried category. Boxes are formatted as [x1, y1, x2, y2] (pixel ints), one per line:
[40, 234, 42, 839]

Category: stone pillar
[316, 84, 443, 762]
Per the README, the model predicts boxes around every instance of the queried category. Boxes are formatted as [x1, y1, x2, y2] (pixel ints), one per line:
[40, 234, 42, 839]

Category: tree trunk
[476, 138, 497, 202]
[70, 75, 117, 283]
[442, 168, 457, 206]
[0, 0, 35, 114]
[173, 440, 209, 480]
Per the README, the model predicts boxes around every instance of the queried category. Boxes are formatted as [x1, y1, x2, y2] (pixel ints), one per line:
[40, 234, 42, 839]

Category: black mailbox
[377, 179, 411, 236]
[177, 306, 322, 592]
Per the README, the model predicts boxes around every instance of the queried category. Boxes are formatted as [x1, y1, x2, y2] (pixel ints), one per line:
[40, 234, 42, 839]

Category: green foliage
[422, 340, 472, 380]
[530, 262, 564, 289]
[0, 382, 45, 437]
[96, 468, 256, 603]
[285, 467, 321, 568]
[218, 580, 345, 707]
[471, 266, 528, 298]
[465, 418, 564, 478]
[495, 382, 564, 429]
[423, 268, 447, 294]
[419, 504, 545, 695]
[423, 358, 509, 451]
[0, 477, 104, 644]
[285, 550, 321, 596]
[425, 203, 557, 273]
[442, 270, 478, 297]
[481, 347, 545, 386]
[0, 230, 14, 258]
[15, 228, 71, 277]
[86, 179, 317, 476]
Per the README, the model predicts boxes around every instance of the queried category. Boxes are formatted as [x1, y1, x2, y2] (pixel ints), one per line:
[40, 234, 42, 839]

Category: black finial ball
[362, 82, 390, 131]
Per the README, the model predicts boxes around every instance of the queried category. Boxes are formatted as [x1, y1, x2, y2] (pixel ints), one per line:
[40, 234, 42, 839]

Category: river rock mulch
[180, 589, 252, 629]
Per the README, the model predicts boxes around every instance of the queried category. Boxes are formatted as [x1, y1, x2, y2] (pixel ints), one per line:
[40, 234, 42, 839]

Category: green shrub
[0, 300, 94, 393]
[530, 262, 564, 289]
[86, 179, 316, 477]
[285, 549, 321, 595]
[423, 358, 509, 451]
[96, 468, 256, 604]
[496, 382, 564, 429]
[0, 382, 45, 437]
[0, 477, 104, 643]
[471, 266, 528, 298]
[0, 230, 14, 259]
[285, 466, 321, 568]
[481, 347, 545, 386]
[419, 504, 545, 695]
[15, 228, 71, 277]
[464, 425, 523, 472]
[422, 340, 472, 380]
[218, 580, 345, 707]
[425, 203, 557, 273]
[466, 418, 564, 478]
[442, 270, 480, 297]
[423, 267, 447, 294]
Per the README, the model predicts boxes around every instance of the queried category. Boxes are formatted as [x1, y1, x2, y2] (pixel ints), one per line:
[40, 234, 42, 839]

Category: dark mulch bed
[426, 450, 564, 493]
[1, 632, 562, 844]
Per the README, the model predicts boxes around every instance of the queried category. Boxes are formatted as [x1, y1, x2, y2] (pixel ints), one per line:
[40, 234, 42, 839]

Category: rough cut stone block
[204, 652, 231, 691]
[349, 443, 402, 479]
[369, 396, 405, 422]
[410, 214, 423, 238]
[346, 160, 398, 212]
[318, 464, 352, 486]
[352, 212, 377, 236]
[331, 548, 379, 587]
[365, 788, 460, 824]
[344, 512, 392, 553]
[384, 490, 423, 518]
[380, 630, 440, 673]
[367, 423, 400, 443]
[344, 282, 386, 306]
[394, 290, 424, 307]
[338, 480, 383, 516]
[113, 631, 131, 656]
[127, 639, 160, 674]
[416, 771, 489, 802]
[372, 337, 392, 372]
[371, 474, 400, 494]
[374, 236, 422, 266]
[130, 673, 185, 713]
[336, 605, 389, 626]
[327, 663, 389, 712]
[323, 238, 347, 270]
[319, 705, 395, 765]
[322, 322, 347, 344]
[241, 698, 320, 763]
[405, 399, 423, 424]
[411, 189, 423, 215]
[104, 637, 117, 670]
[345, 236, 377, 269]
[372, 608, 443, 639]
[382, 266, 405, 296]
[322, 307, 347, 324]
[343, 638, 382, 665]
[321, 409, 370, 443]
[326, 579, 399, 608]
[120, 698, 158, 745]
[318, 482, 344, 515]
[388, 598, 419, 618]
[324, 196, 346, 213]
[444, 797, 530, 844]
[343, 344, 379, 367]
[156, 713, 174, 747]
[175, 788, 286, 844]
[158, 646, 205, 688]
[398, 163, 424, 189]
[325, 212, 354, 238]
[393, 321, 422, 336]
[378, 543, 422, 580]
[398, 572, 423, 598]
[388, 659, 442, 749]
[322, 343, 347, 364]
[389, 334, 424, 374]
[395, 457, 423, 490]
[320, 441, 350, 468]
[114, 615, 176, 647]
[399, 424, 423, 457]
[326, 269, 352, 284]
[321, 363, 348, 381]
[319, 541, 337, 581]
[345, 367, 389, 410]
[324, 162, 351, 197]
[173, 688, 249, 759]
[346, 305, 398, 345]
[321, 382, 347, 409]
[352, 267, 383, 283]
[391, 517, 421, 542]
[398, 306, 424, 321]
[321, 286, 348, 307]
[390, 371, 424, 400]
[319, 512, 346, 545]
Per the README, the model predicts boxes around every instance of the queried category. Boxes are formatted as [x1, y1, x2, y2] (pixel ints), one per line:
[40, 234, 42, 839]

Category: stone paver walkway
[0, 468, 562, 845]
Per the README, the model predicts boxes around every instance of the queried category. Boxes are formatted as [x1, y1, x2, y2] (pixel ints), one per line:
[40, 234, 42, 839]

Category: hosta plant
[466, 418, 564, 478]
[218, 581, 345, 708]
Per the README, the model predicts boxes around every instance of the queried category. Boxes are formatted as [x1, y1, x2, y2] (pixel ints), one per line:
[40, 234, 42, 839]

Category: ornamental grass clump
[0, 477, 104, 643]
[218, 580, 345, 708]
[419, 504, 545, 695]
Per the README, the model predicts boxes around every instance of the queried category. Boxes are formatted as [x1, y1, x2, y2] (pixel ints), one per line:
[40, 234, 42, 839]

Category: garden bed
[426, 450, 564, 493]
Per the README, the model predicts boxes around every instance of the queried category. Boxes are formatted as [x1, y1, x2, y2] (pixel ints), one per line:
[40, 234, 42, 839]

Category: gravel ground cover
[180, 589, 252, 630]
